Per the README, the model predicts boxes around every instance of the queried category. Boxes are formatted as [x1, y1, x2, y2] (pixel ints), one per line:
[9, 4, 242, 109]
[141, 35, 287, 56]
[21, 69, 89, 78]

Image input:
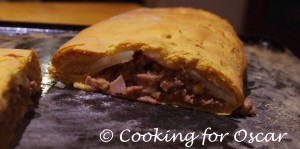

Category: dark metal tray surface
[0, 25, 299, 149]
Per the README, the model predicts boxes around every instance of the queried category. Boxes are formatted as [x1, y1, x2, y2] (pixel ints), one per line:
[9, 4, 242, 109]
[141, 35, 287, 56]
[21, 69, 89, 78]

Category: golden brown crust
[0, 49, 41, 148]
[50, 8, 247, 115]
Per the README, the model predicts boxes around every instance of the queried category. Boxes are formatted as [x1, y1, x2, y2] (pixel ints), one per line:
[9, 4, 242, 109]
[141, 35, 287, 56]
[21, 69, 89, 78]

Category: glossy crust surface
[49, 8, 247, 115]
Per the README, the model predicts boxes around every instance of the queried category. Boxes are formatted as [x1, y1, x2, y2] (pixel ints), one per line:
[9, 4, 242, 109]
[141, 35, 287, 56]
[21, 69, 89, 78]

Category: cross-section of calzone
[49, 8, 254, 115]
[0, 49, 41, 148]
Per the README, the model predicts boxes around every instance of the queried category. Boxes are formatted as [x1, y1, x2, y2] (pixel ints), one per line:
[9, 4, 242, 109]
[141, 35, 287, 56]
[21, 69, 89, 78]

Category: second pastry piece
[0, 49, 41, 148]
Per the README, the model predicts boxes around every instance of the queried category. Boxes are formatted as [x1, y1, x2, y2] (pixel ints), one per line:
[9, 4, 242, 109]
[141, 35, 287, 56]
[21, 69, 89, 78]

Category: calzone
[49, 8, 254, 115]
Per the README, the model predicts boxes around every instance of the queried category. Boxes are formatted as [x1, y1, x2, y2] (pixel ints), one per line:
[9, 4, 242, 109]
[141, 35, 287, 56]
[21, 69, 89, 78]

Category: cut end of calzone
[49, 8, 253, 115]
[0, 49, 41, 148]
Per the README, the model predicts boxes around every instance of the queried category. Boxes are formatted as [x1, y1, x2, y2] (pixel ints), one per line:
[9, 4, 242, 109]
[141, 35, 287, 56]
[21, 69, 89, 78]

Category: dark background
[244, 0, 300, 57]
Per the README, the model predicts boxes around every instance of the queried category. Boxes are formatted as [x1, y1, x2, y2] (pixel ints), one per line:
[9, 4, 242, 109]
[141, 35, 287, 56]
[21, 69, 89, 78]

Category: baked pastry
[0, 49, 41, 148]
[49, 8, 254, 115]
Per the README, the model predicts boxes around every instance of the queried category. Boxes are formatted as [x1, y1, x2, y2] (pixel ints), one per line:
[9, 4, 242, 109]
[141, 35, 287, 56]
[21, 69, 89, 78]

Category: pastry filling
[78, 52, 226, 109]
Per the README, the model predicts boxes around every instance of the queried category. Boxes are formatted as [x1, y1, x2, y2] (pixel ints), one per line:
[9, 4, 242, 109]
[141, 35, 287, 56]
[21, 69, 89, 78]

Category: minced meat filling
[84, 52, 224, 108]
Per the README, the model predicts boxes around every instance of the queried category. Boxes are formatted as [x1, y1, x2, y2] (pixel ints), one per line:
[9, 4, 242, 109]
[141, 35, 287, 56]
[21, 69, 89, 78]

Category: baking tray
[0, 23, 299, 149]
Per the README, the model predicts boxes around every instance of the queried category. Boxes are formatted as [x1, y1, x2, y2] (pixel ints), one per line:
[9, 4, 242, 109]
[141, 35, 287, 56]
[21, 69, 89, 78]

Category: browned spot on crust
[170, 42, 177, 46]
[162, 34, 172, 39]
[5, 54, 23, 58]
